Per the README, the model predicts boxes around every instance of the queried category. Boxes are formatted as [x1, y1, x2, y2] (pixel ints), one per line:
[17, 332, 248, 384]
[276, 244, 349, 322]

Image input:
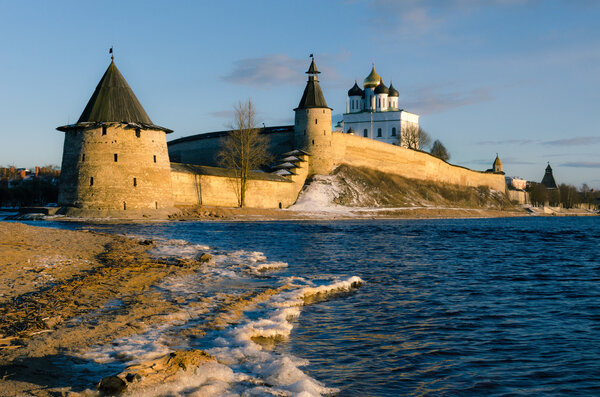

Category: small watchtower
[57, 56, 174, 213]
[493, 154, 503, 174]
[541, 163, 558, 189]
[293, 56, 333, 175]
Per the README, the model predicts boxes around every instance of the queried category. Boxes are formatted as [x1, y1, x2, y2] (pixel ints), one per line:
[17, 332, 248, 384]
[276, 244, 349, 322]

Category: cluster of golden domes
[348, 64, 399, 97]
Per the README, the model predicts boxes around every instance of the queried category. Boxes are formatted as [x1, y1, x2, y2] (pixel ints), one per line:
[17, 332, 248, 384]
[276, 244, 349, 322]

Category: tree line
[0, 166, 59, 207]
[528, 182, 599, 208]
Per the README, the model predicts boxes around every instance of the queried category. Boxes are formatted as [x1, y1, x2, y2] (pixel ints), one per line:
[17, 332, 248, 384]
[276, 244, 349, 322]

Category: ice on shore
[76, 238, 363, 396]
[149, 238, 211, 260]
[207, 275, 364, 396]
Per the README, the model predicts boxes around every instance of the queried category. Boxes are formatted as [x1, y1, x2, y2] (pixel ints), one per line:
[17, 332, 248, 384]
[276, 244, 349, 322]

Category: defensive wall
[168, 126, 294, 167]
[507, 189, 529, 204]
[170, 153, 309, 208]
[166, 129, 506, 210]
[328, 132, 507, 192]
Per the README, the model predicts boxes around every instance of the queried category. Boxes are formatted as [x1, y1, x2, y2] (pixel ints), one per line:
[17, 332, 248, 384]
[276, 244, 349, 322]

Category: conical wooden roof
[306, 58, 320, 74]
[77, 61, 153, 124]
[541, 163, 558, 189]
[295, 59, 330, 110]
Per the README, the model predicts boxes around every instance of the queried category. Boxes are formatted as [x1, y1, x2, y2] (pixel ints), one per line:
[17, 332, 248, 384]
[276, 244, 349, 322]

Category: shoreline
[0, 222, 212, 396]
[0, 214, 597, 395]
[5, 201, 597, 225]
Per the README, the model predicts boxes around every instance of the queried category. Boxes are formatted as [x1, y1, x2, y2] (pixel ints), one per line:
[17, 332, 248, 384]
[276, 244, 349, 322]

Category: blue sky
[1, 0, 599, 188]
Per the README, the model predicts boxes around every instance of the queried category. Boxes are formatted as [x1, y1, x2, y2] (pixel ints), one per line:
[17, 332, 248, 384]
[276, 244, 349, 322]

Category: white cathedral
[340, 64, 419, 147]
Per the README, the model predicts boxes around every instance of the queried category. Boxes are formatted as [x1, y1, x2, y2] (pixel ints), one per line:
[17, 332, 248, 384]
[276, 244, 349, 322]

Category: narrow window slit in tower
[155, 201, 158, 209]
[312, 140, 314, 145]
[153, 155, 157, 163]
[123, 202, 126, 210]
[133, 178, 137, 187]
[81, 154, 85, 162]
[114, 153, 118, 162]
[315, 119, 318, 124]
[90, 177, 94, 186]
[135, 129, 141, 138]
[102, 126, 107, 135]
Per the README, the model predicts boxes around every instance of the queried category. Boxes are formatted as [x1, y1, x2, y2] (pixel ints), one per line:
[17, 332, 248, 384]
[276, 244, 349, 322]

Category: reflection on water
[21, 217, 600, 396]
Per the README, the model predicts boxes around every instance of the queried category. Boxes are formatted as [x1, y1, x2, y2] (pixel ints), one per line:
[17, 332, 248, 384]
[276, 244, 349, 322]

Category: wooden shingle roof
[57, 60, 171, 133]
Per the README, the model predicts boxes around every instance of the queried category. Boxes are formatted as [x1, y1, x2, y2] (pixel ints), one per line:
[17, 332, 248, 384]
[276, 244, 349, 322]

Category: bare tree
[217, 99, 271, 207]
[402, 124, 432, 150]
[430, 139, 450, 161]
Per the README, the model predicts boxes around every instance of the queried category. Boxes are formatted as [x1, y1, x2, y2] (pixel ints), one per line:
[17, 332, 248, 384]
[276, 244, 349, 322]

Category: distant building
[341, 64, 419, 147]
[485, 154, 505, 175]
[541, 163, 558, 189]
[505, 176, 527, 190]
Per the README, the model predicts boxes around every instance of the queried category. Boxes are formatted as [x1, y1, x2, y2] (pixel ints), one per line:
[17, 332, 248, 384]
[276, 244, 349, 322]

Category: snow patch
[287, 175, 355, 215]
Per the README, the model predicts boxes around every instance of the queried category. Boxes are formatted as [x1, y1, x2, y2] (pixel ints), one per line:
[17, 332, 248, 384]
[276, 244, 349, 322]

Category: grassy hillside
[306, 164, 513, 209]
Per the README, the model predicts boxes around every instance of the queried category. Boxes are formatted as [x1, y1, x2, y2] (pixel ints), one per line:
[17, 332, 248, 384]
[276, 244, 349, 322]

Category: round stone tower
[293, 57, 333, 175]
[57, 59, 174, 213]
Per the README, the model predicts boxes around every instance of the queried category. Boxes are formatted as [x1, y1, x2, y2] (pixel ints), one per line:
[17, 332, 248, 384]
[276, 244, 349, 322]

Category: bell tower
[293, 57, 333, 175]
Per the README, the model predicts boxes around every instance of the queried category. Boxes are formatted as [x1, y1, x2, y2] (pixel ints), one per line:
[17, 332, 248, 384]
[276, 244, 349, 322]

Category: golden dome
[363, 64, 381, 89]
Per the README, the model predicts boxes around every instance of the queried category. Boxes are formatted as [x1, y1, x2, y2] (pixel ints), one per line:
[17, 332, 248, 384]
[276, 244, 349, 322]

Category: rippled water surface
[29, 217, 600, 396]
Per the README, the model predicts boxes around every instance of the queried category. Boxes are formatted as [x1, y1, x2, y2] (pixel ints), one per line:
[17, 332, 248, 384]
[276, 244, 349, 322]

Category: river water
[21, 217, 600, 396]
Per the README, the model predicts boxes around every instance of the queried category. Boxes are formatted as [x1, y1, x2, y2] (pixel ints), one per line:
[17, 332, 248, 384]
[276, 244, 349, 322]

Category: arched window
[391, 127, 396, 136]
[377, 128, 382, 137]
[363, 129, 368, 137]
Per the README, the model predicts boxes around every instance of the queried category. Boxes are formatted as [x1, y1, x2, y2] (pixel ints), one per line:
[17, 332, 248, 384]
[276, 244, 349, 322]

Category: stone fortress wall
[168, 128, 294, 167]
[167, 129, 506, 209]
[329, 133, 507, 192]
[170, 155, 309, 208]
[59, 124, 174, 211]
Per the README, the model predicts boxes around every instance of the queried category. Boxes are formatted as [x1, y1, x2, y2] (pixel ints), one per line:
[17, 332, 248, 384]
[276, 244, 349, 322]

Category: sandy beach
[0, 222, 216, 396]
